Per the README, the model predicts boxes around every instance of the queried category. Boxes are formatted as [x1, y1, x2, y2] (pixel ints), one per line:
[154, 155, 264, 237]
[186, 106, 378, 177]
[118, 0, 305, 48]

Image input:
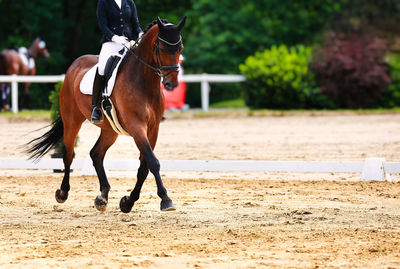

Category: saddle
[80, 49, 130, 135]
[80, 49, 128, 97]
[18, 47, 35, 70]
[103, 49, 127, 91]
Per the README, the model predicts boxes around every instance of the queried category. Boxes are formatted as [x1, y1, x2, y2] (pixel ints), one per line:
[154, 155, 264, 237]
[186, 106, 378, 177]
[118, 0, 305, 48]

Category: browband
[157, 36, 182, 46]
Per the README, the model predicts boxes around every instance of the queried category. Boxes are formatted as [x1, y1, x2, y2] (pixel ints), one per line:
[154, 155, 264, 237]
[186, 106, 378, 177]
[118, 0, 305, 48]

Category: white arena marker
[361, 158, 391, 182]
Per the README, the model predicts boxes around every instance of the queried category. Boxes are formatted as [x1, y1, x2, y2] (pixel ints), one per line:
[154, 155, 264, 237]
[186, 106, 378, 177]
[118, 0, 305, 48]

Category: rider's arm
[97, 0, 114, 42]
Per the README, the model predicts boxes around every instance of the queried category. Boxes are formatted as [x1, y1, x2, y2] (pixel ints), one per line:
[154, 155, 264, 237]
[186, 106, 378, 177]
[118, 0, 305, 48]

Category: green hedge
[49, 81, 62, 122]
[379, 53, 400, 107]
[239, 45, 333, 109]
[48, 81, 63, 153]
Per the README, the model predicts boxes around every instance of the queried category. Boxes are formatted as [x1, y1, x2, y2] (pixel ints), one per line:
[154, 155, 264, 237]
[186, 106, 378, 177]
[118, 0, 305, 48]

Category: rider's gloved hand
[128, 40, 136, 49]
[112, 35, 128, 45]
[138, 32, 144, 43]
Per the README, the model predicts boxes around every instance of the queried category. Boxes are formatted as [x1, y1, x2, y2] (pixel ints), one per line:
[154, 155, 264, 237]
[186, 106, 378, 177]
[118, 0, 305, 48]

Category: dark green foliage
[0, 0, 399, 109]
[182, 0, 341, 105]
[240, 45, 333, 109]
[327, 0, 400, 33]
[135, 0, 191, 30]
[184, 0, 340, 75]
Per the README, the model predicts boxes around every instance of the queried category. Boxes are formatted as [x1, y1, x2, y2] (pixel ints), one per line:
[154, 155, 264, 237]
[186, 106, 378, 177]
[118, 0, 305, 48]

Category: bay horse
[0, 37, 50, 110]
[27, 17, 186, 213]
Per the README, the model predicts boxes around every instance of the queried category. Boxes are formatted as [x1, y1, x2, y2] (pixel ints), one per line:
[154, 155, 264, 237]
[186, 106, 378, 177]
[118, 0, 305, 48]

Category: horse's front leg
[119, 155, 149, 213]
[121, 128, 175, 212]
[90, 129, 118, 212]
[143, 143, 175, 211]
[134, 128, 175, 211]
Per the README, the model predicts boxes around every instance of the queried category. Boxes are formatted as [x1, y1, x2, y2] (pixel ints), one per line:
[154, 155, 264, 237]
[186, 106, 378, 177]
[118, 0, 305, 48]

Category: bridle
[127, 35, 181, 79]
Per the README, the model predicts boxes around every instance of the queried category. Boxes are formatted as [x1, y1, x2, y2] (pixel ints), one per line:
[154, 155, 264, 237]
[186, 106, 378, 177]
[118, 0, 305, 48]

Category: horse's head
[35, 38, 50, 59]
[155, 16, 186, 91]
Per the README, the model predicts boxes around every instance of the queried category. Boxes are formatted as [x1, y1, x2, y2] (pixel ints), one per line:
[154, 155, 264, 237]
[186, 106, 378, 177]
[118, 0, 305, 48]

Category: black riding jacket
[97, 0, 143, 45]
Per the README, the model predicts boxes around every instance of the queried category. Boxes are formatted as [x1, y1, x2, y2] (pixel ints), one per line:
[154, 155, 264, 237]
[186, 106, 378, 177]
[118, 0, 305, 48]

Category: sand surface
[0, 113, 399, 268]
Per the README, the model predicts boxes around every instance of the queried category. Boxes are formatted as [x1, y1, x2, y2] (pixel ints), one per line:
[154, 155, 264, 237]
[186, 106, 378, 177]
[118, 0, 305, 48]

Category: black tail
[26, 117, 64, 160]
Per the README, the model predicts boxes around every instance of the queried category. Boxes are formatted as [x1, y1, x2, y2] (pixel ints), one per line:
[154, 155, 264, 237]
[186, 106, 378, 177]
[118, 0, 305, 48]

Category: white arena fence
[0, 74, 65, 114]
[1, 74, 397, 182]
[0, 74, 246, 113]
[0, 157, 398, 182]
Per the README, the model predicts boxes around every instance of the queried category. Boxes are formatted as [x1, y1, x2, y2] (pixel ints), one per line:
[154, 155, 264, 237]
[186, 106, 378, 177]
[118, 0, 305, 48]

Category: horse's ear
[177, 16, 187, 32]
[157, 17, 164, 29]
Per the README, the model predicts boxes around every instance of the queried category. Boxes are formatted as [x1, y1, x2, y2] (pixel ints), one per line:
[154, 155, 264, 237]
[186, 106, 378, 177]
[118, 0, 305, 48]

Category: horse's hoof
[161, 199, 176, 211]
[55, 189, 68, 203]
[119, 196, 133, 214]
[94, 196, 108, 212]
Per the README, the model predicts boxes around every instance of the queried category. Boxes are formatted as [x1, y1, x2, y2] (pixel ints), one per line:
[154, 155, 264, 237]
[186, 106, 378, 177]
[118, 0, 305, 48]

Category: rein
[124, 36, 181, 78]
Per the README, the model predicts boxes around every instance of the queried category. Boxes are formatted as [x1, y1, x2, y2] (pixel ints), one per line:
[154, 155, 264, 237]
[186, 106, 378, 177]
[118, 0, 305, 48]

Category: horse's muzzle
[162, 79, 178, 91]
[42, 49, 50, 59]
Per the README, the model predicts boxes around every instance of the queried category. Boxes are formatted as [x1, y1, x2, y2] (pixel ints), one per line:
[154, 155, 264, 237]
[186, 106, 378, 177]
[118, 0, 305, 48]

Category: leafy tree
[0, 0, 399, 109]
[136, 0, 191, 28]
[184, 0, 340, 74]
[182, 0, 341, 106]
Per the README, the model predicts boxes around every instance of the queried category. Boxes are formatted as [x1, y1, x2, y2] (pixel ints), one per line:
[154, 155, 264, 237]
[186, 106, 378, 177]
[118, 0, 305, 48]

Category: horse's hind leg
[55, 117, 83, 203]
[90, 129, 118, 212]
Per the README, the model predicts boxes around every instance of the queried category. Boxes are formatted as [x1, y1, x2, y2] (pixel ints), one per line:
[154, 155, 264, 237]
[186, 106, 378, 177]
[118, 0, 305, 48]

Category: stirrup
[91, 107, 103, 123]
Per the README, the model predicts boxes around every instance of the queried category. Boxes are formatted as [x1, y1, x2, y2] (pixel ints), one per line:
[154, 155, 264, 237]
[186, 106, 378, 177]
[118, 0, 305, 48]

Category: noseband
[128, 36, 181, 79]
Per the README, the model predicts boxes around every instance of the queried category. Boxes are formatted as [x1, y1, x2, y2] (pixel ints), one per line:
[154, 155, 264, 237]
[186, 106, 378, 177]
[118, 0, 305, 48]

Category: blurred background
[0, 0, 399, 110]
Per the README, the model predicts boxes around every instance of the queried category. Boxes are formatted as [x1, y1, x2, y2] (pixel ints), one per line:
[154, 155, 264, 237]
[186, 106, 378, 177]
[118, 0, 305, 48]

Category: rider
[92, 0, 144, 123]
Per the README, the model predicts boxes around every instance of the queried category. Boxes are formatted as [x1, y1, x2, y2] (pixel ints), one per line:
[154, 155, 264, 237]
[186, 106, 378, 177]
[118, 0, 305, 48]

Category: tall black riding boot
[91, 69, 105, 123]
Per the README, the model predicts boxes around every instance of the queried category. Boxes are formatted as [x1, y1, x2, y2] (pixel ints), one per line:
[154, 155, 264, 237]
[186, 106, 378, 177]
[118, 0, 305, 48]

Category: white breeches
[98, 42, 124, 76]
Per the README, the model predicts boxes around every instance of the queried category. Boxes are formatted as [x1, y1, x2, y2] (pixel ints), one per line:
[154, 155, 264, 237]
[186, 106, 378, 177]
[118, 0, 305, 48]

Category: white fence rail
[183, 74, 246, 112]
[0, 73, 245, 113]
[0, 74, 65, 113]
[0, 157, 396, 181]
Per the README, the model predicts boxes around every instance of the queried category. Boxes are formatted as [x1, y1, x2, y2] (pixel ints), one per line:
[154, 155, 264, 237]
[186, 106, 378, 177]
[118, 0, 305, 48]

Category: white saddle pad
[18, 47, 35, 70]
[80, 49, 127, 96]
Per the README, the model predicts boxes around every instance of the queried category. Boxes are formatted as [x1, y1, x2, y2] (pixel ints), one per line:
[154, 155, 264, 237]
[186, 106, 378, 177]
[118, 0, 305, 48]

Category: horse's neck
[127, 29, 161, 88]
[27, 40, 38, 58]
[135, 30, 157, 69]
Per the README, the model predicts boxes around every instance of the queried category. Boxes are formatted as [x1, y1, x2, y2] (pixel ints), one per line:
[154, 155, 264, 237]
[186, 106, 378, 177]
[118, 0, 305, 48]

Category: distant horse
[27, 17, 186, 213]
[0, 37, 50, 110]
